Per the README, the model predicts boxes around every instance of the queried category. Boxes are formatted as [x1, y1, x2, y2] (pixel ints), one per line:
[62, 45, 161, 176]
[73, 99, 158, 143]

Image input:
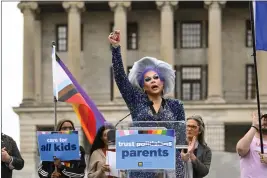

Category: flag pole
[51, 41, 59, 173]
[54, 96, 57, 131]
[52, 41, 58, 131]
[249, 1, 264, 154]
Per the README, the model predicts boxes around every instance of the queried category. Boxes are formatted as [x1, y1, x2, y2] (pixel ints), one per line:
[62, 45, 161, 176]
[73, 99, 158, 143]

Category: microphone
[114, 101, 154, 128]
[108, 101, 154, 144]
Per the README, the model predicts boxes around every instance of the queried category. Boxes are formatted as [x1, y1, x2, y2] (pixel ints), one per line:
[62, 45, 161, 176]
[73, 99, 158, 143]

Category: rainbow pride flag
[52, 45, 106, 144]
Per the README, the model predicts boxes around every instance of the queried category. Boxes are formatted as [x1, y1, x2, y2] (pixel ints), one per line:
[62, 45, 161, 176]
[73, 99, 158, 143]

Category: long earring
[143, 88, 146, 93]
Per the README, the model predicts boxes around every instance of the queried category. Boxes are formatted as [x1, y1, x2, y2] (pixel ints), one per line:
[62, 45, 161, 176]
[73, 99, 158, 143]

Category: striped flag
[253, 1, 267, 51]
[52, 45, 106, 144]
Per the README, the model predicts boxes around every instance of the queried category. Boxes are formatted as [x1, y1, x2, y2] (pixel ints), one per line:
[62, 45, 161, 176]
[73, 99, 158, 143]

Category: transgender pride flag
[253, 1, 267, 51]
[52, 44, 106, 144]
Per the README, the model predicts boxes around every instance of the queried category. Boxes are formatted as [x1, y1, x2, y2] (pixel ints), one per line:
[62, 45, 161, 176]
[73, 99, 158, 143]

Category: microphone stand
[114, 101, 154, 128]
[114, 113, 132, 128]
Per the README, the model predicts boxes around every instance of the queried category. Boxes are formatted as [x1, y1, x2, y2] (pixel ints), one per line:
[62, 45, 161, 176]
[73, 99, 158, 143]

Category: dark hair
[262, 113, 267, 119]
[56, 119, 75, 131]
[187, 115, 207, 146]
[90, 125, 115, 156]
[90, 126, 107, 156]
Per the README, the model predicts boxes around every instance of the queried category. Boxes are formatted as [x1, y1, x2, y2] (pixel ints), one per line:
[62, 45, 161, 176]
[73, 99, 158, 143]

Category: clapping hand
[188, 136, 197, 154]
[181, 149, 190, 162]
[1, 147, 11, 163]
[181, 136, 197, 162]
[54, 157, 62, 168]
[51, 171, 61, 178]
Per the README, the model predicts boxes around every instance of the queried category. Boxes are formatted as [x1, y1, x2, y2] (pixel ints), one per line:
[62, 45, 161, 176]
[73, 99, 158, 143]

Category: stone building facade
[14, 1, 267, 177]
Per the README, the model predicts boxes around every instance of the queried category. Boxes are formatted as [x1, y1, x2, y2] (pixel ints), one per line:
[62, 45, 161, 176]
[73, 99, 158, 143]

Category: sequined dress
[111, 46, 186, 178]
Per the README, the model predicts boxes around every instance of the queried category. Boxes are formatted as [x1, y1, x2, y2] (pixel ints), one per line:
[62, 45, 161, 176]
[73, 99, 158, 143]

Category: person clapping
[181, 116, 212, 178]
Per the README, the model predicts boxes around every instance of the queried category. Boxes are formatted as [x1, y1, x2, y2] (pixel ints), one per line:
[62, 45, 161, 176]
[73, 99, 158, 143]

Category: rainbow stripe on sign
[37, 131, 78, 135]
[117, 129, 175, 137]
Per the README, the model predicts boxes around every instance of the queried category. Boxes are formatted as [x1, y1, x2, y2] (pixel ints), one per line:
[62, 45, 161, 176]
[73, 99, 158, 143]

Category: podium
[105, 121, 186, 178]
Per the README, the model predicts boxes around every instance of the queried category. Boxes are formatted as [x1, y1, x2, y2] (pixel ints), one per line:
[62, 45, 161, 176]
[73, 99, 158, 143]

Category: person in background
[88, 125, 122, 178]
[236, 112, 267, 178]
[38, 119, 86, 178]
[1, 133, 24, 178]
[108, 30, 185, 178]
[181, 115, 212, 178]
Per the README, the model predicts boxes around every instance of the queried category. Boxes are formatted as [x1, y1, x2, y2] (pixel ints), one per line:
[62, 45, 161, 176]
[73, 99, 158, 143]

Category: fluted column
[156, 1, 178, 66]
[109, 1, 131, 100]
[257, 51, 267, 102]
[205, 1, 226, 103]
[63, 2, 85, 82]
[35, 14, 42, 103]
[18, 2, 38, 104]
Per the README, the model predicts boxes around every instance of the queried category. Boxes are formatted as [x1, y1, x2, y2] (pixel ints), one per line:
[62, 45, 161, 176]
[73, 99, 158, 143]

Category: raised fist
[108, 30, 120, 46]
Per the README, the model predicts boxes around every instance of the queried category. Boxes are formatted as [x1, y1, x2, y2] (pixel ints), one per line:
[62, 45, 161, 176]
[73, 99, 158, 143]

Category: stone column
[205, 1, 226, 103]
[156, 1, 177, 98]
[257, 51, 267, 102]
[35, 14, 42, 103]
[63, 2, 85, 82]
[109, 2, 131, 100]
[18, 2, 38, 104]
[156, 1, 177, 66]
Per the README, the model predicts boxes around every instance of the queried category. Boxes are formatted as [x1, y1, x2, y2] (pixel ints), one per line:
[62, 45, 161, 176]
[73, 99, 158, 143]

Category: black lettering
[121, 149, 169, 159]
[49, 143, 51, 151]
[130, 150, 136, 157]
[149, 150, 157, 157]
[54, 144, 61, 151]
[142, 150, 149, 157]
[41, 145, 46, 151]
[71, 144, 77, 150]
[137, 150, 142, 157]
[64, 143, 71, 151]
[163, 150, 169, 156]
[158, 148, 163, 156]
[122, 151, 129, 159]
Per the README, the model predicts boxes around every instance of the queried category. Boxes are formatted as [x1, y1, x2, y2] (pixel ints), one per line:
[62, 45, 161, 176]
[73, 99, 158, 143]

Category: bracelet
[251, 125, 259, 131]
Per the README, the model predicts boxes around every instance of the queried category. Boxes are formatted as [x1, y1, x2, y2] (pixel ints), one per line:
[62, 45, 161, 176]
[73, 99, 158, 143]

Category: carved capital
[156, 1, 179, 11]
[17, 2, 38, 15]
[204, 0, 227, 9]
[63, 2, 85, 13]
[108, 1, 131, 12]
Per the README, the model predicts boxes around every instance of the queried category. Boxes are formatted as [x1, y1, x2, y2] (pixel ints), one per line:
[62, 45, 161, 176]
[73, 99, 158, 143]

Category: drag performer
[108, 30, 185, 178]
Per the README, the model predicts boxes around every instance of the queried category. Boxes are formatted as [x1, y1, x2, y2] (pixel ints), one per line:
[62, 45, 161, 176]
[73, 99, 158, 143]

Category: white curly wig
[128, 57, 175, 95]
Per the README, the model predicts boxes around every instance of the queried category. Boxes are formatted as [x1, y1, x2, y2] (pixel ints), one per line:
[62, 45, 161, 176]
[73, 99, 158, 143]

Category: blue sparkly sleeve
[174, 100, 186, 143]
[175, 100, 185, 121]
[172, 100, 185, 178]
[111, 46, 141, 109]
[176, 154, 185, 178]
[169, 99, 186, 121]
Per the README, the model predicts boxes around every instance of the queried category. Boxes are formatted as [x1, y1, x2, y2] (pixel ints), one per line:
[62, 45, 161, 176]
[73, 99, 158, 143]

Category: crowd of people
[1, 30, 267, 178]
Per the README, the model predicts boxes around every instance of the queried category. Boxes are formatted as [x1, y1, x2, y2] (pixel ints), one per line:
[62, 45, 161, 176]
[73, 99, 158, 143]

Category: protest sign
[116, 129, 175, 170]
[37, 131, 80, 161]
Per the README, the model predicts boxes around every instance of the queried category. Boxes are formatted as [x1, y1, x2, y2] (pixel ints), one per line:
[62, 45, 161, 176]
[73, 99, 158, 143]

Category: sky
[2, 2, 23, 148]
